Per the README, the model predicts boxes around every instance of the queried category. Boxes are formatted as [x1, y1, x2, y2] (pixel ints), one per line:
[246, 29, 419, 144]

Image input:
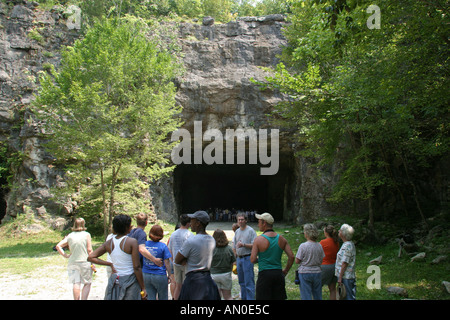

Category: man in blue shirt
[128, 213, 162, 267]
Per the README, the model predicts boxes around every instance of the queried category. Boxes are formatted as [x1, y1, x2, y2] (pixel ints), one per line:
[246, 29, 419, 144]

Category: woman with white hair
[335, 223, 356, 300]
[295, 223, 325, 300]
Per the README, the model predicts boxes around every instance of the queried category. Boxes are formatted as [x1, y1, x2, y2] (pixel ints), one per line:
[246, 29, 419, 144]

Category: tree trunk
[397, 151, 428, 230]
[107, 164, 122, 235]
[101, 167, 108, 239]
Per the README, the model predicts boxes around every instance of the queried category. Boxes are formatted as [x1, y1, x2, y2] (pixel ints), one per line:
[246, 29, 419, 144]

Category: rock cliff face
[0, 2, 338, 226]
[0, 2, 80, 228]
[153, 15, 337, 223]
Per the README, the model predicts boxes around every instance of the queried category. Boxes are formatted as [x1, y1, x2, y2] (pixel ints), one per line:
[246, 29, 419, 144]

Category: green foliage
[33, 16, 184, 236]
[0, 140, 25, 189]
[202, 0, 233, 22]
[263, 0, 449, 227]
[174, 0, 204, 19]
[0, 141, 10, 184]
[32, 0, 291, 25]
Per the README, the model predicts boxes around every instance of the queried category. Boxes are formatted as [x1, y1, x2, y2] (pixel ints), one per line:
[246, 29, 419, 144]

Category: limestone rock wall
[0, 2, 337, 226]
[0, 1, 79, 228]
[151, 15, 337, 223]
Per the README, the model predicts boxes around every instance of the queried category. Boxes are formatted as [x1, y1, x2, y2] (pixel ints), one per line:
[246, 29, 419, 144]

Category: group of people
[295, 223, 356, 300]
[207, 208, 258, 223]
[55, 211, 356, 300]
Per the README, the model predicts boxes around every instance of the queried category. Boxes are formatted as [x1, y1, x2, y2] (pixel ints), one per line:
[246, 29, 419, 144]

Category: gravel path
[0, 263, 109, 300]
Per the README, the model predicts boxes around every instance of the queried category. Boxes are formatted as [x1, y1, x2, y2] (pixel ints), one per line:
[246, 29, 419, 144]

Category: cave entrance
[173, 159, 294, 222]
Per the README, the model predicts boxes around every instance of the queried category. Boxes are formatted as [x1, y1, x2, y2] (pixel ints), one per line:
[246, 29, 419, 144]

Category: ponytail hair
[324, 225, 339, 243]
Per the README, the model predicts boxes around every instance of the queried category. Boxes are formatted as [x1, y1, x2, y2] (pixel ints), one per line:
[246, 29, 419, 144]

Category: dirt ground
[0, 222, 258, 300]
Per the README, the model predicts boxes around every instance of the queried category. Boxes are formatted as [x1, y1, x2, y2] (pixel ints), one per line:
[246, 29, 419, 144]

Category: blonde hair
[135, 212, 148, 227]
[303, 223, 319, 241]
[72, 218, 86, 232]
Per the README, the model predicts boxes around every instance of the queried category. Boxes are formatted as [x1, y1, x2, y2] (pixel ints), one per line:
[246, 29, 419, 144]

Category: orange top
[320, 237, 339, 265]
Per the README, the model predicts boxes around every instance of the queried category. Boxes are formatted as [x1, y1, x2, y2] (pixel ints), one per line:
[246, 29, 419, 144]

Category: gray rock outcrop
[0, 2, 371, 226]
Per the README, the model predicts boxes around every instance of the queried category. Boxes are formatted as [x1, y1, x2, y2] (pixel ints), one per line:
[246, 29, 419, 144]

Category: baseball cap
[187, 210, 210, 225]
[255, 212, 274, 224]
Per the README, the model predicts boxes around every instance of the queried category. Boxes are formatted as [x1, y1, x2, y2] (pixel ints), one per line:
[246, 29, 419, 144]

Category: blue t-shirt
[128, 228, 147, 266]
[142, 240, 172, 275]
[128, 228, 147, 245]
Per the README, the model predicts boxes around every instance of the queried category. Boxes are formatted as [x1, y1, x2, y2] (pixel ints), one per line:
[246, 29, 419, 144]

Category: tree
[174, 0, 204, 18]
[33, 16, 184, 237]
[263, 0, 449, 229]
[203, 0, 233, 22]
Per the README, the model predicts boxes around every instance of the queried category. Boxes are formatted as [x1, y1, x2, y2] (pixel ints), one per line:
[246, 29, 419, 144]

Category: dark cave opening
[173, 161, 294, 222]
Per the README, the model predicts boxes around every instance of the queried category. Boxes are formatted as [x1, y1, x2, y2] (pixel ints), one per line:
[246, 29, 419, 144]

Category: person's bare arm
[250, 236, 262, 264]
[88, 241, 117, 274]
[280, 236, 294, 275]
[175, 251, 187, 265]
[139, 244, 163, 267]
[129, 239, 147, 298]
[338, 262, 348, 283]
[56, 237, 70, 259]
[86, 233, 93, 255]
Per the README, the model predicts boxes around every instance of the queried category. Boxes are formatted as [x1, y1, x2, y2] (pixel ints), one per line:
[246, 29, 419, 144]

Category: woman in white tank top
[110, 236, 135, 276]
[89, 214, 147, 300]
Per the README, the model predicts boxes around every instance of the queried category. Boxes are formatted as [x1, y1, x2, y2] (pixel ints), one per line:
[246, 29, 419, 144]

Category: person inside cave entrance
[173, 163, 288, 223]
[208, 208, 257, 223]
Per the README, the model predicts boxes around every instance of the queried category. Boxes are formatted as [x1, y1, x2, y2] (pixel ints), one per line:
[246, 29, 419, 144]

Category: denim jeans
[299, 272, 322, 300]
[237, 255, 255, 300]
[143, 272, 168, 300]
[342, 278, 356, 300]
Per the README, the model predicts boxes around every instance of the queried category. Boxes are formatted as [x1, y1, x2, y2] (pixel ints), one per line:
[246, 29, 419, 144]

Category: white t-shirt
[178, 233, 216, 274]
[168, 228, 193, 266]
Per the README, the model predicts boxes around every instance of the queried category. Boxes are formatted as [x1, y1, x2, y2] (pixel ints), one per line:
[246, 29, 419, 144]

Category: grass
[0, 216, 176, 275]
[0, 215, 449, 300]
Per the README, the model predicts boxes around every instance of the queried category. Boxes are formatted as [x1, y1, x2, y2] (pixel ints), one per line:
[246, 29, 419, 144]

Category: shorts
[67, 262, 92, 284]
[321, 264, 337, 286]
[211, 272, 232, 290]
[255, 269, 286, 300]
[173, 264, 187, 284]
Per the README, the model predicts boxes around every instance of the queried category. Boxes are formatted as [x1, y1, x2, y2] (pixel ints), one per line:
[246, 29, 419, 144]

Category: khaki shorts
[173, 264, 187, 283]
[67, 262, 92, 284]
[211, 272, 232, 290]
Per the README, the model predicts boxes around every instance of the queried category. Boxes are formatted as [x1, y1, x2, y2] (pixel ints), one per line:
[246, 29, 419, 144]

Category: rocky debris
[0, 70, 11, 82]
[410, 252, 426, 262]
[431, 255, 447, 265]
[49, 216, 69, 231]
[442, 281, 450, 294]
[369, 255, 383, 265]
[202, 16, 214, 26]
[387, 286, 408, 298]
